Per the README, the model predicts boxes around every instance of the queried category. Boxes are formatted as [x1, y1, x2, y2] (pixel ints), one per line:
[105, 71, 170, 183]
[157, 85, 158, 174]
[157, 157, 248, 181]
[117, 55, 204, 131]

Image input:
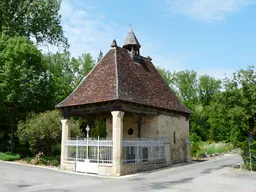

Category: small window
[173, 131, 176, 144]
[128, 128, 134, 136]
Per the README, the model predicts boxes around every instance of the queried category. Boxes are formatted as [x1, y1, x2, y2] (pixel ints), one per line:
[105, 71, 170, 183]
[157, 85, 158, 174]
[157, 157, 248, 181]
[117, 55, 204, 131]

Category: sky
[54, 0, 256, 79]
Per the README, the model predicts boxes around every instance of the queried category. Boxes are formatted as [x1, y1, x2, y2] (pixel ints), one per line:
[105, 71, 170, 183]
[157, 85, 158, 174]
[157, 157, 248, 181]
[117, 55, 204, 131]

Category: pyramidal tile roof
[56, 45, 191, 114]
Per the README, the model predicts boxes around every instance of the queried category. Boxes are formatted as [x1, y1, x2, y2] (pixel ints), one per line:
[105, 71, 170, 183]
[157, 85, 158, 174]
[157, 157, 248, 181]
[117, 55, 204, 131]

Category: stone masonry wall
[157, 114, 189, 163]
[106, 115, 159, 139]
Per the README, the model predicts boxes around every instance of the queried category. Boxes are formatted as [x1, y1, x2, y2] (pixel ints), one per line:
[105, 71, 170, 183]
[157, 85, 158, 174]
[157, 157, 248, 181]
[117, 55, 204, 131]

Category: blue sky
[56, 0, 256, 79]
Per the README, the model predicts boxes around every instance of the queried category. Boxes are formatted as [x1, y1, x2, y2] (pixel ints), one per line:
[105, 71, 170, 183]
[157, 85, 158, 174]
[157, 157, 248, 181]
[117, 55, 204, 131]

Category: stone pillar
[185, 139, 191, 163]
[111, 111, 124, 176]
[60, 119, 72, 169]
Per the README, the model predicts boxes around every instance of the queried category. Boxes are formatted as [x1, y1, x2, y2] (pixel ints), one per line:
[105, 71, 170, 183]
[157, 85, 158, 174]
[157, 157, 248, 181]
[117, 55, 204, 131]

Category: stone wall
[106, 115, 159, 139]
[157, 114, 189, 163]
[61, 161, 75, 171]
[121, 162, 168, 175]
[97, 164, 113, 176]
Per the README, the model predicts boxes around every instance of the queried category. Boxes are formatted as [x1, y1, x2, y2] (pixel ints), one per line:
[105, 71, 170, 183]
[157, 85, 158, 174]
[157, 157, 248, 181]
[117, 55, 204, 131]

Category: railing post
[97, 136, 100, 163]
[86, 136, 89, 159]
[76, 136, 78, 162]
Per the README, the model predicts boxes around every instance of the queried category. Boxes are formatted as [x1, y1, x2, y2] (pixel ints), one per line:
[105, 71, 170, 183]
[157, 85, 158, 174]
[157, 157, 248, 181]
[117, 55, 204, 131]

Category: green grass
[0, 152, 21, 161]
[201, 142, 233, 155]
[192, 142, 233, 159]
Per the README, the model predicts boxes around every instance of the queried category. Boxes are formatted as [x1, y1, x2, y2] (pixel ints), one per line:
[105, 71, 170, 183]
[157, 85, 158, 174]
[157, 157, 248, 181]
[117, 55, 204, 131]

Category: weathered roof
[123, 29, 141, 50]
[56, 46, 191, 114]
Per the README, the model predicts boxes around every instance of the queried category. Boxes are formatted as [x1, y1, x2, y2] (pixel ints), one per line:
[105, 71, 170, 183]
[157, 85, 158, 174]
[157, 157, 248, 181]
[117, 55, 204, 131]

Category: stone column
[60, 119, 72, 169]
[111, 111, 124, 176]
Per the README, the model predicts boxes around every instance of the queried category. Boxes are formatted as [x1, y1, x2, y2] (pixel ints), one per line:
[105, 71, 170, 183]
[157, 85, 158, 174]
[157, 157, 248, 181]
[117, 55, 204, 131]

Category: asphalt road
[0, 154, 255, 192]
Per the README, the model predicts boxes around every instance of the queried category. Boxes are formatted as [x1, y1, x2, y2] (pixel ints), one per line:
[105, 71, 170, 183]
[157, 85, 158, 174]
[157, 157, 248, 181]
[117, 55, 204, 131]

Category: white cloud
[43, 0, 125, 58]
[41, 0, 243, 80]
[44, 0, 189, 71]
[166, 0, 253, 22]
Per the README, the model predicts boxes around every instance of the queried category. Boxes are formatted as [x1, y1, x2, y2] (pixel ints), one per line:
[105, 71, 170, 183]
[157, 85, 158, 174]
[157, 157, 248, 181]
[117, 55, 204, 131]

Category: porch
[60, 110, 173, 176]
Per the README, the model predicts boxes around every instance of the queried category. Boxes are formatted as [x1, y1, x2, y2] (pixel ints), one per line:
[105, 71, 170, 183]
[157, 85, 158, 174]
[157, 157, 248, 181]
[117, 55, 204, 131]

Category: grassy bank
[0, 152, 21, 161]
[191, 142, 233, 159]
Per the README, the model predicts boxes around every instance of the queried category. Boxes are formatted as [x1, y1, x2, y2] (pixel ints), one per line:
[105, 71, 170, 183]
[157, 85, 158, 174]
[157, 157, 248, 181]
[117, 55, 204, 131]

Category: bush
[17, 110, 83, 156]
[49, 159, 59, 166]
[0, 152, 21, 161]
[240, 140, 256, 171]
[25, 157, 33, 163]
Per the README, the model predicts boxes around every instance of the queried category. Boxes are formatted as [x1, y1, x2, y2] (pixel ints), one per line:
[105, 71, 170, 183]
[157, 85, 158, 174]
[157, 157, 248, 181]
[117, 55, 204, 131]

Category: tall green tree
[172, 70, 198, 108]
[157, 67, 174, 86]
[0, 0, 67, 47]
[198, 75, 221, 106]
[47, 51, 95, 103]
[97, 50, 103, 63]
[208, 66, 256, 168]
[0, 35, 54, 152]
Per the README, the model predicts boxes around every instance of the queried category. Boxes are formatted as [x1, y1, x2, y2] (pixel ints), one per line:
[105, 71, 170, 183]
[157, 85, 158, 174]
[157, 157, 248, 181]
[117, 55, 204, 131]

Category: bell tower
[123, 29, 141, 55]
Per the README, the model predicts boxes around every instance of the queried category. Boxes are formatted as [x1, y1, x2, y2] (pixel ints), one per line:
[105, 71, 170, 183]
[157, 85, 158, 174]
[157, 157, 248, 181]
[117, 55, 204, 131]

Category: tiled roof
[56, 46, 191, 114]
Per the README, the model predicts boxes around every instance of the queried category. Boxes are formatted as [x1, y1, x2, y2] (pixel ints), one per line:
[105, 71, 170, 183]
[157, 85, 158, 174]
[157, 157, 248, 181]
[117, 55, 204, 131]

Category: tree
[157, 66, 174, 87]
[198, 75, 221, 106]
[207, 66, 256, 169]
[17, 110, 83, 155]
[172, 70, 198, 108]
[97, 50, 103, 63]
[0, 35, 54, 152]
[47, 51, 95, 103]
[1, 0, 67, 47]
[75, 53, 95, 88]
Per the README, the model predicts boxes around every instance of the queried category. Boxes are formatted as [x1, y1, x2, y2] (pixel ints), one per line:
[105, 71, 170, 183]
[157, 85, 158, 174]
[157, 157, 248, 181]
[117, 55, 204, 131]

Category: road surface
[0, 154, 255, 192]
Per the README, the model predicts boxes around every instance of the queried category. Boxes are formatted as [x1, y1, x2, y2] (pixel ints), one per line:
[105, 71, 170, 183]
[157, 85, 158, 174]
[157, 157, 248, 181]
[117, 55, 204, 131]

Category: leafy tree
[198, 75, 221, 106]
[17, 110, 83, 155]
[0, 35, 54, 152]
[97, 50, 103, 63]
[157, 66, 174, 87]
[208, 66, 256, 169]
[1, 0, 67, 47]
[172, 70, 198, 108]
[75, 53, 95, 88]
[46, 51, 95, 103]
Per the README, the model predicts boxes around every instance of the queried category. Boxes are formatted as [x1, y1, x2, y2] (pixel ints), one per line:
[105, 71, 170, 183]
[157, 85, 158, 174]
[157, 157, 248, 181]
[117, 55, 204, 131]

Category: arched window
[173, 131, 176, 144]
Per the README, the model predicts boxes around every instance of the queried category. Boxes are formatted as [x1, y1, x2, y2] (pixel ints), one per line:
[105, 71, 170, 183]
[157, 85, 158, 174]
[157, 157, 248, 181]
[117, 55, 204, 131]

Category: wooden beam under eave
[120, 104, 158, 116]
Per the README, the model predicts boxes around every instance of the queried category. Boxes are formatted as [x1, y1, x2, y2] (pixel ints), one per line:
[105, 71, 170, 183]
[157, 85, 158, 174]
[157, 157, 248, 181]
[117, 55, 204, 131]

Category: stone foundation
[61, 161, 75, 171]
[121, 162, 170, 176]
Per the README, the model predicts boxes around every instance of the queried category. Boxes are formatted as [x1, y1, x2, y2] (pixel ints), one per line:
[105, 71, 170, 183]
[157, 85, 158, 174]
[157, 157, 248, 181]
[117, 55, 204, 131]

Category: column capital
[111, 111, 124, 118]
[61, 119, 72, 126]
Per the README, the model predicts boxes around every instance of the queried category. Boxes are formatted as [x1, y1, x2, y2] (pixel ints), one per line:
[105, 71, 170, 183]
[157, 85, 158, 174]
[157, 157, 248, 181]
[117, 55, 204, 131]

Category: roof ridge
[114, 47, 119, 99]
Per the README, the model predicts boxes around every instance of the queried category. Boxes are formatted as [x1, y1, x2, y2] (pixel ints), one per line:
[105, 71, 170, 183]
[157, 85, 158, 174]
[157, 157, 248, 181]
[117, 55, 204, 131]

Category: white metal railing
[65, 137, 168, 165]
[65, 137, 113, 164]
[122, 138, 166, 164]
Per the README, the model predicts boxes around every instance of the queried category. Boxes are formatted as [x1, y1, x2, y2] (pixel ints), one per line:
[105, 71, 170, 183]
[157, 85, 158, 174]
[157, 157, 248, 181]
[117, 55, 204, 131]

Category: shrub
[0, 152, 20, 161]
[25, 157, 33, 163]
[17, 110, 83, 155]
[49, 159, 59, 166]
